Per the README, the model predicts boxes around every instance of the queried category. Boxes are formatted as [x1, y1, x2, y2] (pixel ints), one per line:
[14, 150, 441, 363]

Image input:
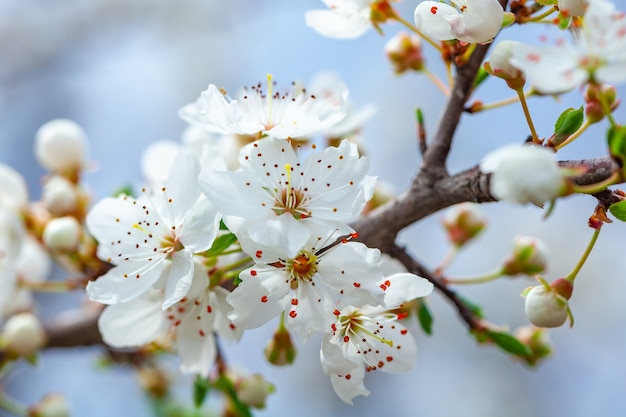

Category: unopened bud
[523, 285, 568, 328]
[384, 31, 425, 74]
[34, 119, 88, 175]
[264, 325, 296, 366]
[442, 203, 486, 247]
[484, 40, 525, 89]
[28, 394, 70, 417]
[42, 216, 81, 252]
[2, 312, 46, 358]
[514, 325, 552, 365]
[137, 367, 170, 399]
[502, 235, 548, 275]
[42, 176, 78, 216]
[237, 374, 275, 409]
[584, 84, 620, 123]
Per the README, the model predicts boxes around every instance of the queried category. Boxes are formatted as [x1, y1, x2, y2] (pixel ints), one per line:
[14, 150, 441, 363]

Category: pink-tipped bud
[514, 325, 553, 365]
[384, 31, 425, 74]
[442, 203, 486, 247]
[502, 235, 549, 275]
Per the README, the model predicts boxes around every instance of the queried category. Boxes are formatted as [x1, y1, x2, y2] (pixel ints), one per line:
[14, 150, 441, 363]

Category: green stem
[392, 15, 442, 52]
[526, 7, 557, 22]
[434, 246, 458, 275]
[516, 87, 541, 144]
[598, 88, 618, 128]
[573, 171, 621, 194]
[476, 89, 535, 112]
[0, 391, 27, 417]
[554, 119, 591, 150]
[566, 228, 601, 283]
[445, 269, 504, 285]
[423, 68, 450, 96]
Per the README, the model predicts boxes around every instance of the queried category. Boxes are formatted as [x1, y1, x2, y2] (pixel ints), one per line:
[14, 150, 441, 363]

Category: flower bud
[41, 176, 78, 216]
[264, 325, 296, 366]
[514, 325, 552, 365]
[485, 40, 525, 86]
[2, 312, 46, 358]
[584, 84, 620, 123]
[34, 119, 88, 174]
[28, 394, 70, 417]
[502, 235, 549, 275]
[137, 367, 170, 399]
[42, 216, 81, 252]
[237, 374, 275, 409]
[442, 203, 486, 247]
[384, 31, 425, 74]
[523, 285, 568, 328]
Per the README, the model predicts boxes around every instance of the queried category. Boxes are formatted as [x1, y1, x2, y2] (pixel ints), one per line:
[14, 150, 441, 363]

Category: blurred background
[1, 0, 626, 416]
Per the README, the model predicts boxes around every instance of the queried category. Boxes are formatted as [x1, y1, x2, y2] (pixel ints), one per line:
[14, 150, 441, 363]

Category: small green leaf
[204, 233, 238, 257]
[112, 184, 135, 198]
[458, 296, 484, 319]
[193, 376, 211, 409]
[609, 200, 626, 222]
[552, 106, 584, 146]
[607, 125, 626, 166]
[486, 330, 532, 358]
[417, 301, 433, 335]
[473, 66, 490, 88]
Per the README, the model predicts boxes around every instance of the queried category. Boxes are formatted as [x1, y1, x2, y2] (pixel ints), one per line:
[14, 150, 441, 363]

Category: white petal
[180, 198, 220, 252]
[86, 259, 164, 305]
[381, 273, 434, 308]
[286, 282, 335, 341]
[329, 365, 369, 405]
[211, 287, 243, 342]
[227, 266, 290, 329]
[162, 249, 195, 309]
[98, 291, 166, 347]
[414, 2, 458, 41]
[177, 327, 217, 377]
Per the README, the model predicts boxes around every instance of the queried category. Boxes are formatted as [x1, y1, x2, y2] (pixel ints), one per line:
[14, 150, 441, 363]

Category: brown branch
[389, 243, 480, 331]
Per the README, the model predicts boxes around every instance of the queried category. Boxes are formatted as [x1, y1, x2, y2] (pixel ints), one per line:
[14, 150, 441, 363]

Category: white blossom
[86, 150, 220, 309]
[320, 273, 433, 404]
[414, 0, 504, 44]
[480, 144, 566, 206]
[200, 137, 375, 238]
[510, 0, 626, 93]
[98, 261, 241, 377]
[227, 220, 385, 341]
[179, 75, 347, 140]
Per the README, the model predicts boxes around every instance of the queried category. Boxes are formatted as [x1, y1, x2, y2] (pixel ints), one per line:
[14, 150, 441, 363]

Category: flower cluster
[82, 75, 433, 403]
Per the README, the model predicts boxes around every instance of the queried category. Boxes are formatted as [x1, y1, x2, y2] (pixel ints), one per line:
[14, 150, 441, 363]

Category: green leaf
[458, 296, 484, 319]
[219, 219, 231, 231]
[417, 301, 433, 335]
[486, 330, 532, 358]
[607, 125, 626, 167]
[203, 233, 238, 257]
[193, 376, 211, 409]
[214, 376, 253, 417]
[112, 184, 135, 198]
[473, 66, 490, 88]
[552, 106, 584, 146]
[609, 200, 626, 222]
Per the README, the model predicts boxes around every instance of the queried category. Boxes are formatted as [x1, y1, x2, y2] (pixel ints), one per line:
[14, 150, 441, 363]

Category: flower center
[287, 251, 317, 289]
[272, 163, 311, 219]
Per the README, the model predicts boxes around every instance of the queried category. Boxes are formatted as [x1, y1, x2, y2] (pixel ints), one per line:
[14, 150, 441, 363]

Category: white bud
[558, 0, 587, 16]
[42, 216, 81, 252]
[28, 393, 70, 417]
[480, 144, 566, 206]
[42, 176, 78, 216]
[0, 163, 28, 213]
[237, 374, 275, 409]
[2, 312, 46, 357]
[34, 119, 88, 173]
[524, 286, 568, 328]
[442, 203, 486, 247]
[487, 40, 524, 80]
